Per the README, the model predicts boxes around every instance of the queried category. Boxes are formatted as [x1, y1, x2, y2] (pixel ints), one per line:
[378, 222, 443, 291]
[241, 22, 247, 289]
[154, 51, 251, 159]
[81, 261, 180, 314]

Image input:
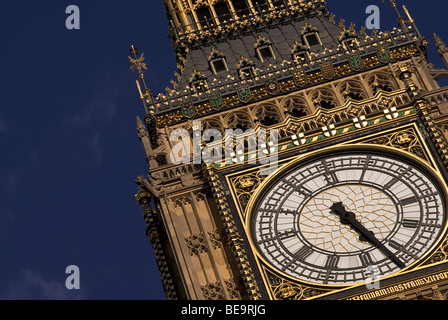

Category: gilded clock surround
[218, 122, 448, 300]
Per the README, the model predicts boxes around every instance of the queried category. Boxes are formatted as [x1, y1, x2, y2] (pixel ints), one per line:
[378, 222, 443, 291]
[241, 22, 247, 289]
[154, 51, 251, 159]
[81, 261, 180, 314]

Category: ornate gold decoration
[421, 234, 448, 266]
[204, 165, 262, 300]
[364, 127, 429, 162]
[395, 132, 412, 144]
[293, 70, 308, 87]
[265, 269, 328, 300]
[231, 172, 266, 217]
[240, 176, 255, 188]
[128, 52, 147, 73]
[346, 270, 448, 300]
[151, 41, 420, 127]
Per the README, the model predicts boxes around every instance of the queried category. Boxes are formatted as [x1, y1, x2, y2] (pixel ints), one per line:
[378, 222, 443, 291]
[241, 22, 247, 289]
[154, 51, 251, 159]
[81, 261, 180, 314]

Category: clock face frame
[247, 145, 448, 287]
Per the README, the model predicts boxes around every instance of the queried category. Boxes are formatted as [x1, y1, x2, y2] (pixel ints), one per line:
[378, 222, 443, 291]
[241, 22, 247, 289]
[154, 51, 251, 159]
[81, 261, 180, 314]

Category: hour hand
[358, 231, 375, 243]
[330, 203, 375, 242]
[330, 202, 346, 214]
[330, 202, 355, 226]
[329, 202, 405, 269]
[330, 202, 376, 243]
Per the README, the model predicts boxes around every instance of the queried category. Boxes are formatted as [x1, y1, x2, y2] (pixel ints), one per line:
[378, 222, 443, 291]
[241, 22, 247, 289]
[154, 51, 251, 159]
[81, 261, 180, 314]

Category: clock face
[250, 149, 447, 286]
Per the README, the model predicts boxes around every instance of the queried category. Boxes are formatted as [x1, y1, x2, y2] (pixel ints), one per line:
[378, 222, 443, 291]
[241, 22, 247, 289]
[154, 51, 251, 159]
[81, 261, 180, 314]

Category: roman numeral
[294, 246, 313, 261]
[282, 178, 312, 197]
[321, 160, 339, 185]
[389, 240, 403, 251]
[359, 155, 372, 182]
[384, 177, 399, 189]
[278, 229, 296, 241]
[399, 196, 418, 207]
[328, 172, 339, 185]
[259, 208, 297, 216]
[384, 167, 412, 190]
[257, 234, 275, 245]
[277, 209, 298, 215]
[402, 219, 419, 229]
[325, 255, 340, 270]
[359, 253, 374, 267]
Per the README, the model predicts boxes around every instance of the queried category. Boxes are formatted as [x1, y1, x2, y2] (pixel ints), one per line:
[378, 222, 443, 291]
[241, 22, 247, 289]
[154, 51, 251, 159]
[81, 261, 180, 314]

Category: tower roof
[137, 0, 424, 127]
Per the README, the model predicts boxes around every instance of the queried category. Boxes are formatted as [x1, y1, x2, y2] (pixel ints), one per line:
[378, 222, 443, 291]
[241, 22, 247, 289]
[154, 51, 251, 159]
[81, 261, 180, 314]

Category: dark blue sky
[1, 0, 447, 300]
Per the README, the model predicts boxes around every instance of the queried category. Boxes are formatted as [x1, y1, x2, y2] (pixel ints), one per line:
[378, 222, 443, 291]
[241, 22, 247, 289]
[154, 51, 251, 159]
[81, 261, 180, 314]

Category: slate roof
[147, 0, 421, 122]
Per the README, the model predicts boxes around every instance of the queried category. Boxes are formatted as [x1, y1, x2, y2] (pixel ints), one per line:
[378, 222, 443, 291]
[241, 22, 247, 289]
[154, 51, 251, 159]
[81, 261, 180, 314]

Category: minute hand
[330, 202, 405, 269]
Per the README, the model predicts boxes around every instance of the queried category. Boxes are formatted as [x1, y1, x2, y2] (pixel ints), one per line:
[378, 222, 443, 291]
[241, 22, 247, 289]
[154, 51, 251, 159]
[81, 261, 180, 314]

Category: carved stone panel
[185, 232, 208, 256]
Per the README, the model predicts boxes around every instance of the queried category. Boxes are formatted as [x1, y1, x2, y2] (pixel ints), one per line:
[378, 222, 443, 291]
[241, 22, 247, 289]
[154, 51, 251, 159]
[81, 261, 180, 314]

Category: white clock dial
[250, 150, 446, 286]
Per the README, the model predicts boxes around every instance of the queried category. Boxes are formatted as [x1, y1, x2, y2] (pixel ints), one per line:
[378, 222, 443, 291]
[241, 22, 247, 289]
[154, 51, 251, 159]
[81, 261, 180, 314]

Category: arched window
[310, 88, 338, 110]
[291, 40, 310, 66]
[366, 72, 396, 94]
[237, 56, 256, 80]
[281, 95, 310, 119]
[253, 0, 269, 13]
[338, 81, 367, 102]
[224, 111, 254, 131]
[271, 0, 286, 8]
[214, 1, 233, 24]
[208, 47, 228, 74]
[301, 23, 322, 50]
[232, 0, 252, 17]
[253, 104, 282, 126]
[255, 37, 275, 62]
[196, 6, 214, 29]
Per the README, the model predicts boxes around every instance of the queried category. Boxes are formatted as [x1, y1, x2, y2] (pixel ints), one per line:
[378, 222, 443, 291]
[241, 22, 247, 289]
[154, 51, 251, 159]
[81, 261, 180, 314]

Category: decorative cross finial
[128, 46, 147, 73]
[130, 45, 138, 57]
[128, 45, 152, 113]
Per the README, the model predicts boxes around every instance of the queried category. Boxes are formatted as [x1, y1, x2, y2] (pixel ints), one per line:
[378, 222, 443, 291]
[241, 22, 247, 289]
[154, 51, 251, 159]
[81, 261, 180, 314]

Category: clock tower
[131, 0, 448, 300]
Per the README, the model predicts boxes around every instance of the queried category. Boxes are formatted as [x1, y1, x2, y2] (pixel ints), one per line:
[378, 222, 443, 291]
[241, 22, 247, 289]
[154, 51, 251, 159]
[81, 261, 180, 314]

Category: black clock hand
[330, 202, 405, 269]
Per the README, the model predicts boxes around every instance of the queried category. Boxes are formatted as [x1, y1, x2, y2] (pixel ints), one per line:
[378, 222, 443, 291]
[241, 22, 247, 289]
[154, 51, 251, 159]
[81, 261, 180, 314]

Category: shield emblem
[182, 102, 195, 118]
[209, 94, 223, 111]
[237, 86, 251, 103]
[293, 70, 308, 87]
[377, 46, 391, 63]
[266, 80, 279, 95]
[349, 54, 363, 71]
[320, 62, 335, 80]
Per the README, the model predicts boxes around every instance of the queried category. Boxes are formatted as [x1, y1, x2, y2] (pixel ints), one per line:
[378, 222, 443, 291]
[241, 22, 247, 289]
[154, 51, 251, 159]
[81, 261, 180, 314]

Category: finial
[402, 5, 421, 38]
[130, 45, 138, 57]
[434, 33, 448, 56]
[128, 45, 153, 113]
[128, 45, 147, 74]
[349, 22, 355, 34]
[382, 0, 403, 22]
[382, 0, 418, 38]
[434, 34, 447, 49]
[360, 25, 366, 37]
[339, 18, 345, 31]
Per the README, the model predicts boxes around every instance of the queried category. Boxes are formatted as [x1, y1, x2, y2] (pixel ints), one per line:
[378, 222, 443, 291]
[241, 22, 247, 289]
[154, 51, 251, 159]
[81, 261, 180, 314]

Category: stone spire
[434, 33, 448, 68]
[136, 116, 159, 169]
